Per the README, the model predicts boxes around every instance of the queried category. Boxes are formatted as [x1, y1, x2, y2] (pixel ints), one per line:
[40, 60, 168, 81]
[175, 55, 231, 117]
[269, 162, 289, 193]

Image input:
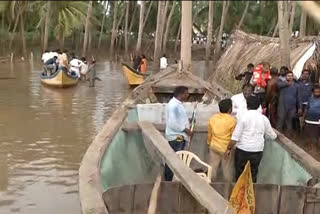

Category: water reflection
[0, 61, 130, 214]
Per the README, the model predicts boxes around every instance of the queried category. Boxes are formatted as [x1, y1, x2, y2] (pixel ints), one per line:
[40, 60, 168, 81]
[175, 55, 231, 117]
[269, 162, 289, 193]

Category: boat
[79, 63, 320, 214]
[40, 66, 79, 88]
[121, 63, 149, 86]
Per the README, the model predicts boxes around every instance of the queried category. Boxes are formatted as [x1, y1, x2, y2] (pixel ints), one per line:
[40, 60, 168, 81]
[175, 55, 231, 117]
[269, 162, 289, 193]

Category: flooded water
[0, 61, 130, 214]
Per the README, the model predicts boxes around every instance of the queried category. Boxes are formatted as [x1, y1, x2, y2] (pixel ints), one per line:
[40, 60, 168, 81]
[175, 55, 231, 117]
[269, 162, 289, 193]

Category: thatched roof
[210, 30, 320, 93]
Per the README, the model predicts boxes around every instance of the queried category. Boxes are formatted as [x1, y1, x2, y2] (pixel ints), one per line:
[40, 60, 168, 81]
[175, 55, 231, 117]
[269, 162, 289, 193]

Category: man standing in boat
[226, 96, 277, 183]
[207, 98, 236, 182]
[164, 86, 192, 181]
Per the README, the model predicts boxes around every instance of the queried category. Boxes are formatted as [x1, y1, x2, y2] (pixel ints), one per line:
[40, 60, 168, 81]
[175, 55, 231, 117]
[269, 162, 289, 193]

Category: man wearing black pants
[226, 96, 277, 182]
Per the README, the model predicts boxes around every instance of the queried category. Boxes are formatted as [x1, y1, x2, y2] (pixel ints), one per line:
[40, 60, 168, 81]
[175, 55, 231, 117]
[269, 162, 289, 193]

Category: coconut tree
[154, 1, 166, 69]
[289, 1, 296, 35]
[98, 1, 109, 49]
[110, 1, 119, 59]
[299, 7, 307, 36]
[124, 1, 130, 55]
[43, 1, 51, 51]
[205, 1, 214, 63]
[237, 1, 250, 29]
[213, 1, 230, 64]
[136, 1, 145, 52]
[181, 1, 192, 72]
[162, 1, 176, 53]
[277, 0, 290, 67]
[82, 1, 93, 57]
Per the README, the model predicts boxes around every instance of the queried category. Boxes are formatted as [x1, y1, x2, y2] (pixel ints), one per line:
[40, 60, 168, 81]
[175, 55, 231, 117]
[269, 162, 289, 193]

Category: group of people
[165, 65, 319, 183]
[236, 62, 320, 146]
[41, 49, 98, 87]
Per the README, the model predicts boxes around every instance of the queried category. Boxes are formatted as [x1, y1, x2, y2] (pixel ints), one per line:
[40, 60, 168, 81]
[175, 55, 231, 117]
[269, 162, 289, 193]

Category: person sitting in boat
[226, 95, 277, 183]
[133, 55, 142, 72]
[57, 49, 69, 70]
[79, 57, 89, 80]
[160, 54, 168, 70]
[43, 56, 58, 76]
[69, 54, 81, 78]
[207, 98, 236, 182]
[41, 50, 51, 64]
[231, 84, 262, 120]
[140, 54, 147, 74]
[304, 85, 320, 147]
[165, 86, 192, 181]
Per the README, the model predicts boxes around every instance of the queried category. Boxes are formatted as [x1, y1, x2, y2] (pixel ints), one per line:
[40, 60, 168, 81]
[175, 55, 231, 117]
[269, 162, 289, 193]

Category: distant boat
[40, 67, 78, 88]
[121, 63, 149, 86]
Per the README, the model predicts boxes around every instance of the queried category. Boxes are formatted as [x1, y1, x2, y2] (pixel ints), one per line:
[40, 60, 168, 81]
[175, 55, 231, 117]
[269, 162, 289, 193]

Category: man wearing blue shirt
[164, 86, 192, 181]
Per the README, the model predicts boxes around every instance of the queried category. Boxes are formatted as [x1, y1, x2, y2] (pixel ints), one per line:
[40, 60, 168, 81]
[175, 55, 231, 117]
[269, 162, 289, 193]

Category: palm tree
[43, 1, 51, 51]
[136, 1, 145, 52]
[154, 1, 166, 69]
[124, 1, 130, 55]
[52, 1, 87, 50]
[181, 1, 192, 72]
[162, 1, 176, 53]
[277, 0, 290, 67]
[205, 1, 214, 64]
[82, 1, 93, 57]
[98, 1, 109, 50]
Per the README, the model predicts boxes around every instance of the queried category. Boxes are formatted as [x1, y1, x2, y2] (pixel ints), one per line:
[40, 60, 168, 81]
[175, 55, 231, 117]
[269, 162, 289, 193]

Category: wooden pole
[180, 1, 192, 72]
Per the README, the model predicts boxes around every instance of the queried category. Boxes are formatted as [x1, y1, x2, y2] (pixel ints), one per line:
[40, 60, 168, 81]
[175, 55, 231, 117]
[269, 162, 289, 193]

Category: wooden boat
[40, 66, 78, 88]
[79, 65, 320, 214]
[121, 63, 149, 86]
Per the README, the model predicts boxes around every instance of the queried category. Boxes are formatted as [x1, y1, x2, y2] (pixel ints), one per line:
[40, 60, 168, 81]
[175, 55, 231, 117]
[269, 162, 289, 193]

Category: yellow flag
[229, 161, 255, 214]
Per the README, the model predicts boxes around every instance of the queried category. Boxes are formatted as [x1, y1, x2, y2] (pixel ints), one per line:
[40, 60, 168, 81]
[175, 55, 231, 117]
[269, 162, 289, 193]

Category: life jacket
[140, 58, 147, 74]
[252, 65, 271, 88]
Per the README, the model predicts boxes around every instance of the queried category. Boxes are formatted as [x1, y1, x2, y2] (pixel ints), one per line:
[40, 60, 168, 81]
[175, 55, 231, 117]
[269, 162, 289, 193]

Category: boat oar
[187, 101, 199, 151]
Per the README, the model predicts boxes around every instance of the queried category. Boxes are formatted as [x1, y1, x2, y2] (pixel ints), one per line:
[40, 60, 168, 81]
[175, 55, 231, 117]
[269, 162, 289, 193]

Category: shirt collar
[172, 97, 182, 104]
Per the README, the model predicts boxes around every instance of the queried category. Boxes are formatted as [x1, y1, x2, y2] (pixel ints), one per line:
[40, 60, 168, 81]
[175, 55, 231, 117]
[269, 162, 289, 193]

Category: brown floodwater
[0, 61, 130, 214]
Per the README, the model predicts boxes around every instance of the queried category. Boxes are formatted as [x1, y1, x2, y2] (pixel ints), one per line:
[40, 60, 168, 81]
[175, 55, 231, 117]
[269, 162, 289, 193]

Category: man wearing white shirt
[70, 57, 81, 78]
[231, 84, 262, 120]
[226, 96, 277, 183]
[160, 54, 168, 70]
[165, 86, 192, 181]
[41, 50, 51, 64]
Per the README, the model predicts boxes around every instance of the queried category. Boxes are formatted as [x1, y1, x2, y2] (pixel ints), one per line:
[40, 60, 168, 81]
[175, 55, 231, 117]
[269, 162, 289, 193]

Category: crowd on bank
[164, 62, 320, 182]
[41, 50, 98, 87]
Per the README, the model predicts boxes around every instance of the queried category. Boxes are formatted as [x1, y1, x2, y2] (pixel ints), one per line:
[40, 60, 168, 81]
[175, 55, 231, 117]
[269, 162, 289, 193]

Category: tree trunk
[163, 1, 176, 53]
[174, 21, 181, 53]
[9, 16, 20, 52]
[43, 1, 51, 51]
[142, 1, 154, 31]
[88, 31, 92, 56]
[59, 31, 65, 50]
[136, 1, 145, 52]
[273, 22, 279, 37]
[40, 21, 44, 52]
[110, 1, 119, 59]
[277, 1, 290, 67]
[180, 1, 192, 72]
[205, 1, 214, 63]
[20, 13, 27, 58]
[98, 1, 109, 49]
[267, 17, 277, 36]
[289, 1, 296, 36]
[237, 1, 250, 29]
[213, 1, 229, 64]
[128, 1, 137, 47]
[153, 1, 166, 69]
[124, 1, 130, 55]
[82, 1, 93, 57]
[299, 7, 307, 36]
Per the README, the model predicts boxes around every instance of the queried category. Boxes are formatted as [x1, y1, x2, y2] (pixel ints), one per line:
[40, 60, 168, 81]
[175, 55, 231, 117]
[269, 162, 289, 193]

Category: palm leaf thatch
[210, 30, 320, 93]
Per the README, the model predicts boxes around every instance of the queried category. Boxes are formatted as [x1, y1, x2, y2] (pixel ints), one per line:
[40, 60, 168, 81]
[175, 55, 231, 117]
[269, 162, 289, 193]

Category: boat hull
[40, 67, 78, 88]
[122, 63, 147, 86]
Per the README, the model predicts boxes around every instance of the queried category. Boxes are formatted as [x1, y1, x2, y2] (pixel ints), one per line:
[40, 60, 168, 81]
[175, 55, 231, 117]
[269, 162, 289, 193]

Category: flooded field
[0, 61, 130, 214]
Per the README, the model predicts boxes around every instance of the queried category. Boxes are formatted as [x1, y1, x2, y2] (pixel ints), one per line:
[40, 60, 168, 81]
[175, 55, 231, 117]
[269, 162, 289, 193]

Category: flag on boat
[229, 161, 255, 214]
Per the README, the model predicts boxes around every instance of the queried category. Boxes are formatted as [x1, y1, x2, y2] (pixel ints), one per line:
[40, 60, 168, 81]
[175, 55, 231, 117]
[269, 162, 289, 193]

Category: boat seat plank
[133, 183, 153, 212]
[279, 185, 306, 214]
[121, 122, 208, 133]
[254, 184, 279, 214]
[304, 187, 320, 214]
[138, 121, 234, 214]
[103, 185, 135, 213]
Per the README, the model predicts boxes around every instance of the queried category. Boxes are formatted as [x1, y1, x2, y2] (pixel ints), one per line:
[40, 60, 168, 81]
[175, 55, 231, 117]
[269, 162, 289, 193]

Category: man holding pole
[164, 86, 192, 181]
